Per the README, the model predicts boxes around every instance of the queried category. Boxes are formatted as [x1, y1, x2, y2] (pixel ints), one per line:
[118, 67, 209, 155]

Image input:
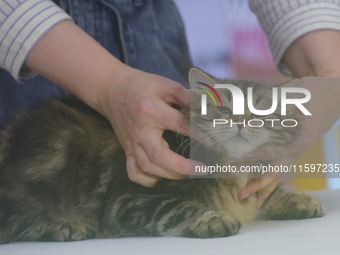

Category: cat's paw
[13, 222, 96, 242]
[287, 193, 324, 219]
[266, 192, 324, 220]
[187, 210, 241, 238]
[49, 222, 96, 241]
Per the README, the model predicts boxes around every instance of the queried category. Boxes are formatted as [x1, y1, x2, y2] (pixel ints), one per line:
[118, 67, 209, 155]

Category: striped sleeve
[0, 0, 71, 80]
[249, 0, 340, 72]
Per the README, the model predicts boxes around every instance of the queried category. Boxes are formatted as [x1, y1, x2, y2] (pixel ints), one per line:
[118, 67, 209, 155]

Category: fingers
[108, 72, 192, 187]
[123, 97, 192, 186]
[136, 143, 189, 180]
[128, 139, 204, 186]
[139, 134, 192, 176]
[136, 95, 189, 136]
[256, 178, 280, 208]
[159, 82, 190, 135]
[238, 157, 292, 206]
[239, 176, 280, 207]
[126, 138, 193, 187]
[165, 81, 190, 107]
[239, 176, 277, 199]
[157, 104, 190, 136]
[126, 155, 160, 188]
[126, 124, 192, 187]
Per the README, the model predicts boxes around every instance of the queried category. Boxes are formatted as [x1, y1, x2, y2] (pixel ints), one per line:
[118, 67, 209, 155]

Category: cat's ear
[189, 68, 216, 87]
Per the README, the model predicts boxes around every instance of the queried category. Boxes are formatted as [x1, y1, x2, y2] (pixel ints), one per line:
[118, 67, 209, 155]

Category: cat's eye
[216, 106, 231, 114]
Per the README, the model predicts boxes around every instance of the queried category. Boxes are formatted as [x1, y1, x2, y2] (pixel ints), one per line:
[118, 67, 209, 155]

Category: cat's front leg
[260, 189, 324, 220]
[102, 194, 241, 238]
[183, 208, 241, 238]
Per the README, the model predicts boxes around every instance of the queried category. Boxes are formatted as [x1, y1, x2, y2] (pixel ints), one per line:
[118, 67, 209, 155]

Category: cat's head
[186, 68, 300, 161]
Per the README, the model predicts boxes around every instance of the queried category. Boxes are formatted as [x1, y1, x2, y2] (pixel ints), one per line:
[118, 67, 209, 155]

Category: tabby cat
[0, 68, 323, 243]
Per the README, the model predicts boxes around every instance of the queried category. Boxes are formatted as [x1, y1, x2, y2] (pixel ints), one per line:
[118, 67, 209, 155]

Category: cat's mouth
[231, 134, 248, 143]
[231, 128, 250, 142]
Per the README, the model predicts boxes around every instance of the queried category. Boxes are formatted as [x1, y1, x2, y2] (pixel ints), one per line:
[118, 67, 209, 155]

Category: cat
[0, 68, 323, 243]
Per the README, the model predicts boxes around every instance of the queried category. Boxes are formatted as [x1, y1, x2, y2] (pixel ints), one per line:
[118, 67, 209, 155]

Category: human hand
[97, 68, 196, 187]
[239, 158, 290, 208]
[240, 177, 280, 208]
[24, 20, 198, 187]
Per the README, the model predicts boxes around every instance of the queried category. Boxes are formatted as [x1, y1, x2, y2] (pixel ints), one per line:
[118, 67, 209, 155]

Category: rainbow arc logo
[196, 82, 223, 115]
[196, 82, 222, 106]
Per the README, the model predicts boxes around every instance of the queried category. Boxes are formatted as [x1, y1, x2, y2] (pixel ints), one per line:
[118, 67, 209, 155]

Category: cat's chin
[223, 136, 259, 160]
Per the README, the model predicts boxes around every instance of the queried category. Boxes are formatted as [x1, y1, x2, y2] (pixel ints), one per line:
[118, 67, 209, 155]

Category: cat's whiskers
[177, 131, 220, 158]
[178, 133, 207, 156]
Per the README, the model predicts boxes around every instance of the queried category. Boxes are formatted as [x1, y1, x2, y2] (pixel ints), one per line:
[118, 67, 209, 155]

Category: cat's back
[0, 97, 121, 182]
[0, 98, 127, 243]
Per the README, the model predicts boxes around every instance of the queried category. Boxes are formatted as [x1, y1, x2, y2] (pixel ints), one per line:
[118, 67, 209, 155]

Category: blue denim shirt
[0, 0, 192, 129]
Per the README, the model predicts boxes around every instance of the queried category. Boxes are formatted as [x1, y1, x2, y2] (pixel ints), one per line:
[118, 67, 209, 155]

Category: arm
[248, 0, 340, 75]
[1, 1, 192, 187]
[282, 30, 340, 77]
[25, 20, 192, 187]
[0, 0, 70, 78]
[243, 0, 340, 203]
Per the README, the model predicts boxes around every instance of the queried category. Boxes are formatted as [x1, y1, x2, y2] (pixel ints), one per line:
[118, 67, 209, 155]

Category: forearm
[25, 20, 133, 115]
[302, 78, 340, 133]
[0, 0, 71, 78]
[282, 30, 340, 77]
[282, 30, 340, 122]
[280, 30, 340, 161]
[249, 0, 340, 76]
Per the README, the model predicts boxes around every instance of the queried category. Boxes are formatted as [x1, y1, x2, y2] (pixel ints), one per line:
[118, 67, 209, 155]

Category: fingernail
[239, 192, 250, 200]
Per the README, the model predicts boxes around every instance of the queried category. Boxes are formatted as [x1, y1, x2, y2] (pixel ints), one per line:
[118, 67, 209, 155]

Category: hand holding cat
[239, 158, 289, 207]
[97, 68, 196, 187]
[24, 21, 197, 187]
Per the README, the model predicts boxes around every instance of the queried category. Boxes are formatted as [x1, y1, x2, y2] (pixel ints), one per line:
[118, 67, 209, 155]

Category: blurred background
[174, 0, 340, 190]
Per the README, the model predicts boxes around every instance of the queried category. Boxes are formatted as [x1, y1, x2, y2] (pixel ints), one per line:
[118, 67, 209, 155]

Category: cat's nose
[237, 123, 243, 129]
